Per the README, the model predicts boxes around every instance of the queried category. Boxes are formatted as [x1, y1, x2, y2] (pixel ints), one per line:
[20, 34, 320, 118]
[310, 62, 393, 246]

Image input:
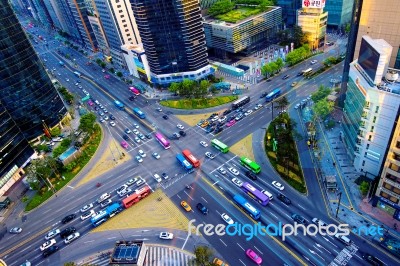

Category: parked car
[181, 201, 192, 212]
[228, 167, 240, 176]
[152, 152, 160, 159]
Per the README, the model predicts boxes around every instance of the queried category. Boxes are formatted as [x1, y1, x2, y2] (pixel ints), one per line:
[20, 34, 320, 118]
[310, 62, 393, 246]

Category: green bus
[240, 156, 261, 174]
[211, 139, 229, 153]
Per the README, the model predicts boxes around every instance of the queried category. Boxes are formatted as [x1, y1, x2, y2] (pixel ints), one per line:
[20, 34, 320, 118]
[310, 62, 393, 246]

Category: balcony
[380, 187, 400, 200]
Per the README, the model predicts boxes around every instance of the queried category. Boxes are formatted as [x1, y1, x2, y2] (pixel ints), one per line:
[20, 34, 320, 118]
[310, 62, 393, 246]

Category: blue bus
[265, 88, 281, 102]
[133, 107, 146, 119]
[90, 210, 108, 227]
[233, 194, 261, 220]
[176, 154, 194, 173]
[114, 100, 124, 109]
[106, 203, 123, 217]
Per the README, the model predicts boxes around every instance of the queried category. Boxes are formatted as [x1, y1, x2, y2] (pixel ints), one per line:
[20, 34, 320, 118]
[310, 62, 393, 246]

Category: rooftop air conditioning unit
[385, 70, 398, 82]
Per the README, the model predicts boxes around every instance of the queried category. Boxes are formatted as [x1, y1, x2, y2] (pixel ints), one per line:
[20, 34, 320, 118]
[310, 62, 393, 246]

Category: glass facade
[130, 0, 209, 76]
[395, 47, 400, 69]
[324, 0, 354, 30]
[342, 77, 366, 160]
[204, 7, 282, 56]
[276, 0, 302, 27]
[0, 1, 67, 141]
[199, 0, 219, 9]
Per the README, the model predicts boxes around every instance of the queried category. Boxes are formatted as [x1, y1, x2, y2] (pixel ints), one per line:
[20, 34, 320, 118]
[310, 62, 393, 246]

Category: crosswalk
[77, 245, 195, 266]
[216, 70, 258, 84]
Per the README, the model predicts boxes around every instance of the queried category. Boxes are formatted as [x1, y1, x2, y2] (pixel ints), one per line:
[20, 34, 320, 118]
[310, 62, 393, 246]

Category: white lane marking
[219, 239, 227, 247]
[237, 243, 245, 251]
[201, 197, 208, 203]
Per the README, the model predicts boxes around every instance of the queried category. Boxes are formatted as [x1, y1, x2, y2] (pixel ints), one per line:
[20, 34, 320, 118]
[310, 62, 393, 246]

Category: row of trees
[169, 79, 211, 98]
[311, 85, 334, 119]
[285, 44, 312, 66]
[261, 57, 284, 78]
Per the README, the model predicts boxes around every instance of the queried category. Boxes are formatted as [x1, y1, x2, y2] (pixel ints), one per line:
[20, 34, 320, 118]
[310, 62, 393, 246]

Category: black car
[145, 134, 152, 139]
[172, 132, 180, 139]
[123, 134, 129, 141]
[60, 227, 76, 238]
[61, 214, 76, 224]
[214, 127, 223, 134]
[129, 96, 135, 101]
[260, 92, 267, 98]
[179, 130, 186, 137]
[223, 109, 232, 115]
[162, 172, 169, 179]
[245, 171, 257, 180]
[291, 214, 305, 224]
[297, 72, 303, 76]
[162, 115, 169, 120]
[109, 115, 116, 120]
[277, 193, 291, 205]
[362, 253, 384, 266]
[282, 75, 289, 80]
[42, 245, 59, 257]
[196, 203, 208, 215]
[206, 127, 215, 133]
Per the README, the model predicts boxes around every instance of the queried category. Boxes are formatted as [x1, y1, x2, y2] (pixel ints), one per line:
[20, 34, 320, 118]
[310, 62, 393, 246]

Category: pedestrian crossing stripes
[77, 245, 195, 266]
[216, 71, 257, 84]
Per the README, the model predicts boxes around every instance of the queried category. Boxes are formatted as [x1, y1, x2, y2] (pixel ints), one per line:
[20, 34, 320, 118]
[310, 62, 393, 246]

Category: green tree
[79, 113, 97, 133]
[181, 79, 195, 98]
[116, 71, 123, 77]
[276, 96, 289, 112]
[359, 181, 370, 196]
[192, 245, 214, 266]
[344, 23, 351, 34]
[269, 61, 278, 74]
[275, 58, 284, 72]
[64, 262, 76, 266]
[311, 85, 331, 103]
[292, 25, 305, 47]
[169, 82, 181, 95]
[50, 127, 61, 136]
[100, 62, 106, 68]
[199, 80, 210, 97]
[208, 0, 235, 17]
[261, 63, 273, 78]
[26, 157, 57, 190]
[313, 98, 334, 119]
[109, 68, 115, 73]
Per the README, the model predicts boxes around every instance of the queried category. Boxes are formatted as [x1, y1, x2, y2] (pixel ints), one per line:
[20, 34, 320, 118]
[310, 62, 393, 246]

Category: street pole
[335, 191, 342, 218]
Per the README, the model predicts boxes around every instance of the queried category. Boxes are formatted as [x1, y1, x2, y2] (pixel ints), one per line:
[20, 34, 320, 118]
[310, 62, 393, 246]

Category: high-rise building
[323, 0, 354, 30]
[42, 0, 63, 29]
[130, 0, 213, 87]
[277, 0, 302, 28]
[26, 0, 54, 28]
[297, 1, 328, 50]
[342, 36, 400, 178]
[93, 0, 141, 68]
[50, 0, 82, 42]
[67, 0, 98, 51]
[0, 1, 67, 195]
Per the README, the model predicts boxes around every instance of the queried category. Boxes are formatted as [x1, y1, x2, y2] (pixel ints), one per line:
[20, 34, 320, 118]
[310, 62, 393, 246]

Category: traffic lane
[174, 182, 296, 265]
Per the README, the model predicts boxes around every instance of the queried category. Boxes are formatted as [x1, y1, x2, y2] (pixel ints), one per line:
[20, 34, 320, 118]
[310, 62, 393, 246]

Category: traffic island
[160, 96, 237, 109]
[264, 114, 306, 193]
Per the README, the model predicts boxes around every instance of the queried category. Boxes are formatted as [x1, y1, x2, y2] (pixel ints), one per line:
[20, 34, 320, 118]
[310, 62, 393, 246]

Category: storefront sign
[302, 0, 326, 9]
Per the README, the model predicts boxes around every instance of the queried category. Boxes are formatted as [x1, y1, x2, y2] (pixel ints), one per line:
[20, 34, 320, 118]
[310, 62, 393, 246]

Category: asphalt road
[2, 21, 399, 266]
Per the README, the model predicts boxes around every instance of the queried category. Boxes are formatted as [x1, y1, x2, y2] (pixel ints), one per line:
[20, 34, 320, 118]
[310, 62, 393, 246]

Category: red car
[120, 141, 129, 149]
[246, 249, 262, 264]
[226, 120, 236, 127]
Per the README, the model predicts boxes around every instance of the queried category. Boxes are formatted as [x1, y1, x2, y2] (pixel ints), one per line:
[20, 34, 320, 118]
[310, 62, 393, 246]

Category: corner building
[0, 1, 67, 195]
[130, 0, 213, 87]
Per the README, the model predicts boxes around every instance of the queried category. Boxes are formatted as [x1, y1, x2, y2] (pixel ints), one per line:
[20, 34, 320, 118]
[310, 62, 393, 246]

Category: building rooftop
[110, 240, 146, 265]
[204, 6, 277, 26]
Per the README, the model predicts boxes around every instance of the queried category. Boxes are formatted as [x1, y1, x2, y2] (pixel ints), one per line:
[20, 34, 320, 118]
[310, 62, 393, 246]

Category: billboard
[302, 0, 326, 9]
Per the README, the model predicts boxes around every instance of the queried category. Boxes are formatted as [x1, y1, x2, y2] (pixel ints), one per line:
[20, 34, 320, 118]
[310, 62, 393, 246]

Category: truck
[114, 100, 124, 110]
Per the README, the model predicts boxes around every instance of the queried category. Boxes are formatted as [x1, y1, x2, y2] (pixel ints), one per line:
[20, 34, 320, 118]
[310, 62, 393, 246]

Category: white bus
[302, 68, 313, 76]
[74, 71, 82, 77]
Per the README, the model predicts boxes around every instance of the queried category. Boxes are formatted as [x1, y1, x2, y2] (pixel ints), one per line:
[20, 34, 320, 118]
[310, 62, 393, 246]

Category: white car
[244, 110, 253, 116]
[159, 232, 174, 240]
[310, 60, 318, 65]
[228, 167, 240, 176]
[272, 181, 285, 191]
[136, 155, 143, 163]
[80, 203, 94, 213]
[125, 128, 132, 134]
[152, 152, 160, 159]
[211, 116, 219, 122]
[177, 124, 184, 130]
[75, 82, 79, 86]
[100, 199, 112, 208]
[103, 116, 109, 121]
[218, 116, 227, 123]
[100, 119, 105, 123]
[133, 123, 139, 129]
[117, 188, 131, 197]
[138, 150, 146, 157]
[294, 103, 300, 109]
[221, 213, 234, 225]
[231, 177, 243, 187]
[40, 239, 56, 251]
[97, 193, 111, 203]
[66, 78, 69, 82]
[133, 129, 139, 135]
[117, 184, 128, 195]
[80, 209, 95, 220]
[200, 141, 208, 147]
[218, 167, 227, 175]
[110, 121, 116, 127]
[64, 232, 80, 244]
[104, 109, 108, 113]
[153, 174, 162, 183]
[126, 178, 138, 186]
[45, 229, 60, 240]
[9, 227, 22, 234]
[134, 137, 141, 143]
[205, 152, 215, 159]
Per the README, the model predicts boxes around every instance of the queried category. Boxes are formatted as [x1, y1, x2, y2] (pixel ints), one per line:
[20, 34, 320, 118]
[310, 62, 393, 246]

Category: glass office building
[324, 0, 354, 30]
[130, 0, 212, 86]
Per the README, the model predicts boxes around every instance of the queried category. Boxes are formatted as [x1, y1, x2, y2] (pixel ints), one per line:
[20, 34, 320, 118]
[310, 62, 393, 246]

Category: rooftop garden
[209, 0, 275, 23]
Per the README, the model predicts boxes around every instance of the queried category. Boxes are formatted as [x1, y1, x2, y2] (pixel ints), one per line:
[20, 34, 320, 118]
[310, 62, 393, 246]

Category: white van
[261, 190, 274, 200]
[153, 174, 162, 183]
[335, 233, 352, 246]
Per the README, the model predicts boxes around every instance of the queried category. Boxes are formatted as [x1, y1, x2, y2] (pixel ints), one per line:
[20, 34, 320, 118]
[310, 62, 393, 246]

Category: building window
[117, 5, 121, 8]
[119, 10, 123, 13]
[121, 15, 124, 18]
[395, 47, 400, 69]
[366, 144, 369, 149]
[122, 20, 126, 23]
[373, 116, 376, 123]
[362, 160, 365, 166]
[368, 135, 372, 141]
[370, 126, 374, 132]
[375, 106, 379, 113]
